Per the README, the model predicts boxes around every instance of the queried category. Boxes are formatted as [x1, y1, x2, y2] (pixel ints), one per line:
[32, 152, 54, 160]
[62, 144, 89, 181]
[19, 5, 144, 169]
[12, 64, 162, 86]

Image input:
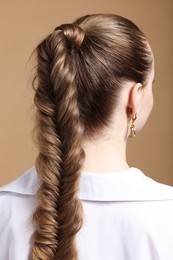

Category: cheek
[136, 92, 154, 132]
[149, 88, 154, 113]
[144, 86, 154, 114]
[148, 93, 154, 113]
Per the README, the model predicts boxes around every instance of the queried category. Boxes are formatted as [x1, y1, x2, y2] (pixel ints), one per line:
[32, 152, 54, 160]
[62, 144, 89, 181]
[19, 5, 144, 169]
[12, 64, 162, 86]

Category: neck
[82, 134, 129, 174]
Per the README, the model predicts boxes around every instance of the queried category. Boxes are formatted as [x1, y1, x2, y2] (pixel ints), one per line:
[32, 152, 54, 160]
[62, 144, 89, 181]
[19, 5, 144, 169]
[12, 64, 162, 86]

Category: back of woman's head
[31, 13, 152, 259]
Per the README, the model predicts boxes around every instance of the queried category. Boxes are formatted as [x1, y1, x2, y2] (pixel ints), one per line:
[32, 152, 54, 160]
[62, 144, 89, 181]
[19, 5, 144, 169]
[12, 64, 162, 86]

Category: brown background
[0, 0, 172, 186]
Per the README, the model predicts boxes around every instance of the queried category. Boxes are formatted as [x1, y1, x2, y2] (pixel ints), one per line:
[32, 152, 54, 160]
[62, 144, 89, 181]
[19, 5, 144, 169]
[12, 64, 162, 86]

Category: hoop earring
[129, 113, 137, 138]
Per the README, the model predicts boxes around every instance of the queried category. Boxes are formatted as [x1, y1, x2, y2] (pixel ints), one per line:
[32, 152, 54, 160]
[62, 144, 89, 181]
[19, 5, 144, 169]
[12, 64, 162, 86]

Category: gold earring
[129, 113, 137, 138]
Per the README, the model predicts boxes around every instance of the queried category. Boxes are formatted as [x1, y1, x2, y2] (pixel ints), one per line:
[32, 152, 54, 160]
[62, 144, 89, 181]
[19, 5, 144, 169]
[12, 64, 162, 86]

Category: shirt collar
[0, 166, 173, 201]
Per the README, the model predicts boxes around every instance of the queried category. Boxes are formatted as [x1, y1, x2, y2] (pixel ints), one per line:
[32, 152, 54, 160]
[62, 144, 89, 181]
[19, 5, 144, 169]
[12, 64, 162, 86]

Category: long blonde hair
[30, 14, 152, 259]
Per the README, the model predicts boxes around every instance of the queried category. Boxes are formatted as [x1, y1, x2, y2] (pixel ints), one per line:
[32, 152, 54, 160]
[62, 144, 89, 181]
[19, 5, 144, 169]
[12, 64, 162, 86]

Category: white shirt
[1, 167, 173, 260]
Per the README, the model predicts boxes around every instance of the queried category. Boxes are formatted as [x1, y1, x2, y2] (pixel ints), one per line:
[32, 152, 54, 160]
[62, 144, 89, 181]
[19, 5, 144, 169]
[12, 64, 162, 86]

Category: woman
[0, 13, 173, 260]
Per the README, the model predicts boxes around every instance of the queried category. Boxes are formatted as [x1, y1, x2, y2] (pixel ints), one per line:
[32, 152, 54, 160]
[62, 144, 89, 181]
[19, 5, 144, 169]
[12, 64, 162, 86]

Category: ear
[127, 82, 143, 118]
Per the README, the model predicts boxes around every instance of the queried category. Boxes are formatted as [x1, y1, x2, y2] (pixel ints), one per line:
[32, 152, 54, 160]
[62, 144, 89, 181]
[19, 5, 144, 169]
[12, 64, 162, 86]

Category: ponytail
[31, 24, 85, 259]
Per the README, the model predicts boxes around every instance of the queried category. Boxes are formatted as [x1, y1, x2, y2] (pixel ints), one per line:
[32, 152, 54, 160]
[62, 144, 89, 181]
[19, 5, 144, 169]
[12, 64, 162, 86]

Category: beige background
[0, 0, 172, 186]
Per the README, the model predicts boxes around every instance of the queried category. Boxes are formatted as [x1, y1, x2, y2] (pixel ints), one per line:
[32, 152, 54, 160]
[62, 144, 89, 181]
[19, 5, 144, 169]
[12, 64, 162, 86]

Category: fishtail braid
[31, 24, 85, 260]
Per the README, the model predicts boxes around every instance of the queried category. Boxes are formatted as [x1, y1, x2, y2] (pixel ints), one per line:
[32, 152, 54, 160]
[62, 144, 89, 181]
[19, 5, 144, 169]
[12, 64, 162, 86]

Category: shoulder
[0, 166, 40, 196]
[0, 167, 38, 260]
[0, 165, 39, 206]
[118, 167, 173, 201]
[131, 168, 173, 201]
[0, 167, 39, 233]
[0, 168, 39, 259]
[78, 167, 173, 201]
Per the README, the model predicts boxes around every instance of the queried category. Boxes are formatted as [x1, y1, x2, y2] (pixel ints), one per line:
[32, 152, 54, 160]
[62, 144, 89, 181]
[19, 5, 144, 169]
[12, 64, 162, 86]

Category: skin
[82, 53, 155, 174]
